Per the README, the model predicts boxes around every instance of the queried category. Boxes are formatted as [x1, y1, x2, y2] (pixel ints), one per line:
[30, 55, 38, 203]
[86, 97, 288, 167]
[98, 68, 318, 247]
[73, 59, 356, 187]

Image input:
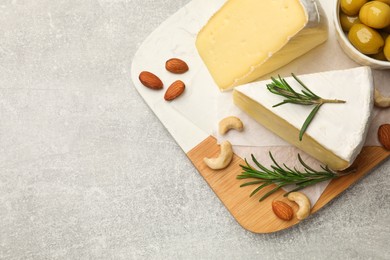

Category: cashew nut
[287, 192, 311, 220]
[219, 116, 244, 135]
[203, 141, 233, 170]
[374, 89, 390, 108]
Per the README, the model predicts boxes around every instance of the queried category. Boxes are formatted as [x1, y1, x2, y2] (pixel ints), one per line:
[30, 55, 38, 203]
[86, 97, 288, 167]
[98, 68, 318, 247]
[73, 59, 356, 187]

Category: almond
[165, 58, 189, 74]
[164, 80, 185, 101]
[272, 201, 294, 221]
[139, 71, 163, 90]
[378, 124, 390, 150]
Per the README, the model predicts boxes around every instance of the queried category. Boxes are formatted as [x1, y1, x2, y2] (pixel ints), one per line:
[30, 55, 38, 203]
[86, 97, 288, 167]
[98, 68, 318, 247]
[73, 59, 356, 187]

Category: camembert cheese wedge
[196, 0, 328, 91]
[233, 67, 374, 170]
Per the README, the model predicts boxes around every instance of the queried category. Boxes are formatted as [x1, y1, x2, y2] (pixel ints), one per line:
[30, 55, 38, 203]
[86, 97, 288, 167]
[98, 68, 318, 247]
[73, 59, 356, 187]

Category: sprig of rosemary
[237, 152, 344, 202]
[267, 74, 346, 141]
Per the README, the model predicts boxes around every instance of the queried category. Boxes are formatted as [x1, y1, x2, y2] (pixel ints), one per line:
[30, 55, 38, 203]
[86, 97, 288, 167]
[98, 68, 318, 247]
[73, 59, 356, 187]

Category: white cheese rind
[196, 0, 328, 91]
[234, 66, 374, 167]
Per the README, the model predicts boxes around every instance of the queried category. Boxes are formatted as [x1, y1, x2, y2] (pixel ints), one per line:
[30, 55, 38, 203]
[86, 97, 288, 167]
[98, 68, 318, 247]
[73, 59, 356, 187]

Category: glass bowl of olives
[334, 0, 390, 69]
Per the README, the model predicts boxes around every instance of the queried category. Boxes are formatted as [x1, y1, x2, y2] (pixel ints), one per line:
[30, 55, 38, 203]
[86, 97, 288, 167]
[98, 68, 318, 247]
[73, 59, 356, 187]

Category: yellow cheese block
[196, 0, 328, 91]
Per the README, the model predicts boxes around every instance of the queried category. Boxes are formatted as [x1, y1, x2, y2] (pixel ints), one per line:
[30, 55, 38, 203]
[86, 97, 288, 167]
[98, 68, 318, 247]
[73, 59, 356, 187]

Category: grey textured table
[0, 0, 389, 259]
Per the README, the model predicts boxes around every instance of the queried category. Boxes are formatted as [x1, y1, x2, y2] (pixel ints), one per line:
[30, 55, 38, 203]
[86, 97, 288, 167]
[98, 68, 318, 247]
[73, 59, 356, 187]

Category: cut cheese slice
[233, 67, 374, 170]
[196, 0, 328, 91]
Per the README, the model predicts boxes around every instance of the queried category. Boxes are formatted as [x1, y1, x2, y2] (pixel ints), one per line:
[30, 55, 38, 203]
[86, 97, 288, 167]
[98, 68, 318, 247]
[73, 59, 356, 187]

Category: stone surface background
[0, 0, 389, 259]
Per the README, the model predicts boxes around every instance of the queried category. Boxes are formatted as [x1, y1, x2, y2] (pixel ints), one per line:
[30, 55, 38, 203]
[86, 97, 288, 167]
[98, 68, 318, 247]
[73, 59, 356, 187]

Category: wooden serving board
[187, 136, 390, 233]
[131, 0, 390, 233]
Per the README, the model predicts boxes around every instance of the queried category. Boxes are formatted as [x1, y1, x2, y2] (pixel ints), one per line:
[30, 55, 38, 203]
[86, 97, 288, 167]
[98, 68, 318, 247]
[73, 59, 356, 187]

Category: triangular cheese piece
[233, 67, 374, 170]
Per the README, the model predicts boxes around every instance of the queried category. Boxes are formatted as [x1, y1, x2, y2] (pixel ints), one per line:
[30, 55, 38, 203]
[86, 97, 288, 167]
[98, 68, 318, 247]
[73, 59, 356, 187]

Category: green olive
[341, 0, 368, 16]
[359, 1, 390, 29]
[340, 13, 361, 31]
[384, 36, 390, 61]
[376, 0, 390, 5]
[348, 24, 384, 54]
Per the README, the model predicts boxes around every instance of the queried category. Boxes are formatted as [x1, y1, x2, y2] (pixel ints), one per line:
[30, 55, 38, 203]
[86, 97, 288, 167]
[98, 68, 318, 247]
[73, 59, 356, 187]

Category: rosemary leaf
[299, 103, 323, 141]
[251, 182, 273, 197]
[237, 153, 345, 201]
[239, 180, 264, 187]
[266, 74, 345, 141]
